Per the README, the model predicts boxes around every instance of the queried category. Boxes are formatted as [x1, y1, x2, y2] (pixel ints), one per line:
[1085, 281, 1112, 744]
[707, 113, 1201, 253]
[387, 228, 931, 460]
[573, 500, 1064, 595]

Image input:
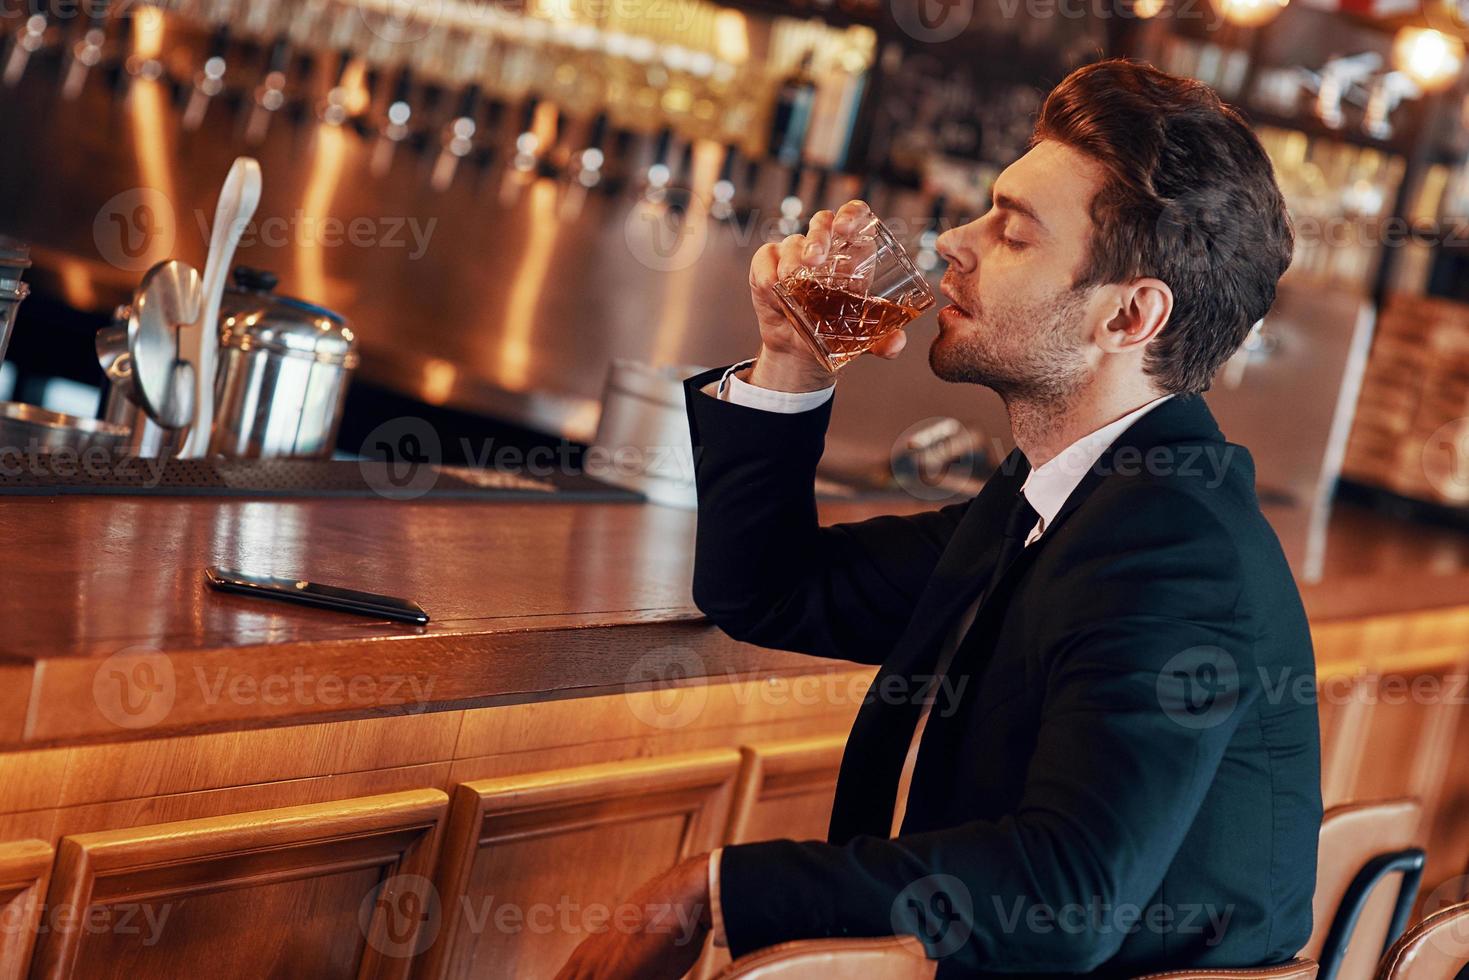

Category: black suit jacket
[683, 365, 1321, 978]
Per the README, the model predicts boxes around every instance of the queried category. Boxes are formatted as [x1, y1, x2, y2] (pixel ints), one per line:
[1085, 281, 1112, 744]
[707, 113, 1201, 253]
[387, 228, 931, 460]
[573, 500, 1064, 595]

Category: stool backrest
[1306, 799, 1425, 980]
[1373, 901, 1469, 980]
[1131, 956, 1319, 980]
[717, 936, 936, 980]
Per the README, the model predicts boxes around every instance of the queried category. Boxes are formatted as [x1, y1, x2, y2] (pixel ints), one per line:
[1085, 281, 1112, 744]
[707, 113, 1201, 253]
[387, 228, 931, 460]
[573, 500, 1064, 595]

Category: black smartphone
[205, 567, 430, 625]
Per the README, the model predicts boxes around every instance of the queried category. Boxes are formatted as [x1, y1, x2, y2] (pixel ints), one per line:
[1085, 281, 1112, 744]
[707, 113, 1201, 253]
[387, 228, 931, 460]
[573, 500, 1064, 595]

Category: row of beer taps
[1, 0, 953, 242]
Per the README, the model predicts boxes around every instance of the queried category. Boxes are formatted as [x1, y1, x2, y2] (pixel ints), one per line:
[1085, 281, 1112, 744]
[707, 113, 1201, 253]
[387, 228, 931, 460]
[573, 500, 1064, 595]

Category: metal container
[0, 236, 31, 368]
[210, 267, 358, 458]
[588, 360, 707, 509]
[0, 402, 130, 455]
[96, 260, 203, 458]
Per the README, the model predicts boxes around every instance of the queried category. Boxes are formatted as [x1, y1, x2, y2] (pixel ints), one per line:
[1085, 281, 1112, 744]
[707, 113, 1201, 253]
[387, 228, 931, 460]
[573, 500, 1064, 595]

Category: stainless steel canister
[0, 236, 31, 367]
[588, 360, 708, 508]
[210, 267, 358, 458]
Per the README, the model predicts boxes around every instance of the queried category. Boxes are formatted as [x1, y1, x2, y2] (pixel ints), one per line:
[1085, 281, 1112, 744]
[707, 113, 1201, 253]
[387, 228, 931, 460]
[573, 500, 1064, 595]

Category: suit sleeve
[714, 485, 1254, 973]
[684, 365, 970, 665]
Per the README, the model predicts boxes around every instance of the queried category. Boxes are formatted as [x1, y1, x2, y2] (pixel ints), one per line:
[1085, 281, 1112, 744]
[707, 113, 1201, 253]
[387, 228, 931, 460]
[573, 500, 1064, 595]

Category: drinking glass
[771, 215, 936, 372]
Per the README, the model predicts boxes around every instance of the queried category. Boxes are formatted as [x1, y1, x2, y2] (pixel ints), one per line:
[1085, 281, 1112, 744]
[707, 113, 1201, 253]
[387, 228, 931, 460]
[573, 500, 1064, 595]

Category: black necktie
[984, 491, 1040, 599]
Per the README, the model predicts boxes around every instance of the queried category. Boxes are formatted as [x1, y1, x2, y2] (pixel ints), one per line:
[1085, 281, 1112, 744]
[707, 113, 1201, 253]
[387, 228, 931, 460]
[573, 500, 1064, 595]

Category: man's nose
[935, 226, 975, 274]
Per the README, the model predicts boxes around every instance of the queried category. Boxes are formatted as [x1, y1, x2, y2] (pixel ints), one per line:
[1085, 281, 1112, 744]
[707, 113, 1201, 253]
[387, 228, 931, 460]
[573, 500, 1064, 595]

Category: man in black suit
[557, 59, 1320, 979]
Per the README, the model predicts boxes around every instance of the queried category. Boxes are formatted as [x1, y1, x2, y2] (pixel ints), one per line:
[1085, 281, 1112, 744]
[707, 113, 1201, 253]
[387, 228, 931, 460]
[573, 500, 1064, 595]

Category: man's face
[931, 139, 1110, 402]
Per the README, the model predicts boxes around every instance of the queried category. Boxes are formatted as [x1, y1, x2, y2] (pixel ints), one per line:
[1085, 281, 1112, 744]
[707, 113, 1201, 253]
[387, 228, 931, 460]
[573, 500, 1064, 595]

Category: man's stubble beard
[928, 282, 1093, 407]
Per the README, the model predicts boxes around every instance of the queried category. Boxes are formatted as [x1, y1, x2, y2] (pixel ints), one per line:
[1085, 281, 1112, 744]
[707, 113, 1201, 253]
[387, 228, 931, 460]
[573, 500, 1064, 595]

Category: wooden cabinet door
[419, 749, 740, 980]
[723, 736, 847, 847]
[0, 839, 52, 977]
[695, 736, 847, 980]
[30, 789, 447, 980]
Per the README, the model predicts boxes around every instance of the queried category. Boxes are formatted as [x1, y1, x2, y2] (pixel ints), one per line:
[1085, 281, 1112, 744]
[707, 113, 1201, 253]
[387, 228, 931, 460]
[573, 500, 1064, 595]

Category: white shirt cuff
[699, 358, 835, 414]
[708, 847, 728, 948]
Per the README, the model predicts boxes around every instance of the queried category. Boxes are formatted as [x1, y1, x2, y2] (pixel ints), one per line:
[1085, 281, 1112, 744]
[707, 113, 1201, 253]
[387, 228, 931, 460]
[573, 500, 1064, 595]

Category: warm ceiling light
[1212, 0, 1289, 27]
[1392, 26, 1466, 92]
[1134, 0, 1167, 17]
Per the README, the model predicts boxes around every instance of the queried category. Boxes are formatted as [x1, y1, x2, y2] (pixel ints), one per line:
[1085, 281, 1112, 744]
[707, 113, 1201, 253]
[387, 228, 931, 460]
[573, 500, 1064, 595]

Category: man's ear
[1097, 278, 1173, 354]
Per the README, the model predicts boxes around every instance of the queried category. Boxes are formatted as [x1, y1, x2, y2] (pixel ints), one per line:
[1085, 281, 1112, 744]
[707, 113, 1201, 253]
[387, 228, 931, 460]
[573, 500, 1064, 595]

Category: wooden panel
[694, 735, 848, 980]
[724, 736, 848, 847]
[419, 750, 740, 980]
[0, 764, 454, 846]
[1320, 676, 1375, 808]
[1350, 670, 1462, 806]
[0, 714, 463, 818]
[30, 789, 448, 980]
[0, 839, 52, 977]
[451, 673, 874, 761]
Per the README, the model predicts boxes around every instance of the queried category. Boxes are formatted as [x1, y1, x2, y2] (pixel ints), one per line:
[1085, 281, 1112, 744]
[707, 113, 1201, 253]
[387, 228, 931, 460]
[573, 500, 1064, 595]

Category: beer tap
[664, 140, 695, 216]
[639, 126, 675, 203]
[430, 83, 482, 191]
[244, 35, 292, 145]
[498, 96, 549, 205]
[319, 47, 356, 126]
[558, 111, 611, 220]
[3, 14, 49, 88]
[181, 23, 232, 131]
[776, 164, 806, 237]
[62, 3, 110, 100]
[710, 144, 739, 221]
[370, 66, 416, 177]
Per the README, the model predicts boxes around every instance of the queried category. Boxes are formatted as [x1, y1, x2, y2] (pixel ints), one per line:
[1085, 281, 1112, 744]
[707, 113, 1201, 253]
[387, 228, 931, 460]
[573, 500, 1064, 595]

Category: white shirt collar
[1019, 394, 1175, 541]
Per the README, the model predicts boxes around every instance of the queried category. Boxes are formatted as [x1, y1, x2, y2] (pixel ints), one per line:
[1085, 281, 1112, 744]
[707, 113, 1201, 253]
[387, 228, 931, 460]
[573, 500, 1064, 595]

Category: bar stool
[716, 935, 935, 979]
[1133, 959, 1319, 980]
[716, 939, 1317, 979]
[1304, 799, 1426, 980]
[1372, 901, 1469, 979]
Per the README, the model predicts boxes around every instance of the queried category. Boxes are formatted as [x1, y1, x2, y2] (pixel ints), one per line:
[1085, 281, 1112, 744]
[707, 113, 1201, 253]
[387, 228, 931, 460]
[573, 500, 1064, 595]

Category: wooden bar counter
[0, 492, 1467, 978]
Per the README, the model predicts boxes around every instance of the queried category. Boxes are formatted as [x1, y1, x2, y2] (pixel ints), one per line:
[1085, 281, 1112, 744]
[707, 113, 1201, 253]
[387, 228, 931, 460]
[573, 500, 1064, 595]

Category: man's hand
[748, 199, 908, 393]
[553, 854, 713, 980]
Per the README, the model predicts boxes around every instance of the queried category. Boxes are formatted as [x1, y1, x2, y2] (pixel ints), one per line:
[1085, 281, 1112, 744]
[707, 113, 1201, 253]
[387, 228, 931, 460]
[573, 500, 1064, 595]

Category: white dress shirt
[700, 356, 1171, 948]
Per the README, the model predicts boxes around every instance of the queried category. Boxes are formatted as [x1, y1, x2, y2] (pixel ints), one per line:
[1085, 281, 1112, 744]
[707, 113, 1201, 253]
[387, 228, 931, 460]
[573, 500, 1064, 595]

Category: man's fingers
[834, 199, 872, 235]
[803, 210, 835, 264]
[872, 329, 907, 359]
[749, 242, 780, 291]
[775, 234, 807, 282]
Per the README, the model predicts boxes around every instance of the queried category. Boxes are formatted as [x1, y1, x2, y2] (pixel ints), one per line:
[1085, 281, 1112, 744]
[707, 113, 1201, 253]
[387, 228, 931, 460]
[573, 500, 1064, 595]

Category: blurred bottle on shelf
[769, 51, 816, 167]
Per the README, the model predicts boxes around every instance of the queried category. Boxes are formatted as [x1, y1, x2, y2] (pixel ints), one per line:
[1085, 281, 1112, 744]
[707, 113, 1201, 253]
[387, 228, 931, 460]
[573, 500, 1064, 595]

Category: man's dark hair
[1033, 59, 1294, 394]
